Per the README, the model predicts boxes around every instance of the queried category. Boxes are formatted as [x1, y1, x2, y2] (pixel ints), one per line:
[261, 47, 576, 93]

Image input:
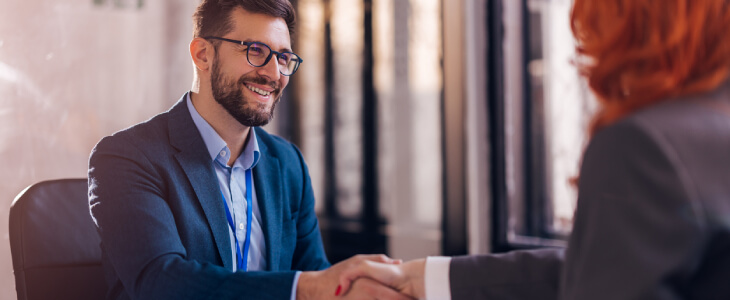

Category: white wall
[0, 0, 198, 297]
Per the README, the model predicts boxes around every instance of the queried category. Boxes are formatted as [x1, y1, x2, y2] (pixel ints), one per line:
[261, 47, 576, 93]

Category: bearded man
[88, 1, 410, 299]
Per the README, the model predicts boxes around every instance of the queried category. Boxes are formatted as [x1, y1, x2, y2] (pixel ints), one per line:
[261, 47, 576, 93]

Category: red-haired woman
[337, 1, 730, 299]
[560, 1, 730, 299]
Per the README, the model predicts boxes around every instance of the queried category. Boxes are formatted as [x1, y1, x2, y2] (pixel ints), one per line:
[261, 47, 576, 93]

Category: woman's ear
[190, 37, 213, 73]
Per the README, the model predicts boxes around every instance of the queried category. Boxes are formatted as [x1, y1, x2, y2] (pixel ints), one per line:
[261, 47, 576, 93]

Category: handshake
[297, 254, 429, 300]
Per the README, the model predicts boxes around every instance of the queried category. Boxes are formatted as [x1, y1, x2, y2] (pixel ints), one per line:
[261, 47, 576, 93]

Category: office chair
[9, 178, 108, 300]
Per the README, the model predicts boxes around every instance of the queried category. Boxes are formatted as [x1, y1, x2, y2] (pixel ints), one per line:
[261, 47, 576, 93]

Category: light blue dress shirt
[186, 94, 301, 299]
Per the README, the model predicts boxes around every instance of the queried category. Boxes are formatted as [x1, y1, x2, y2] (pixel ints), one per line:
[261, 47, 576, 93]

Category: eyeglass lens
[247, 42, 300, 75]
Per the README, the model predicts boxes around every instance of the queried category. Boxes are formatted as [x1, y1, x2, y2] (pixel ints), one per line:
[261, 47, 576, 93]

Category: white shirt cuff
[290, 271, 301, 300]
[424, 256, 452, 300]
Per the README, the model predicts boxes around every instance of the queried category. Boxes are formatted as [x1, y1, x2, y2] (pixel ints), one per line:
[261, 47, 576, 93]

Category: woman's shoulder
[590, 83, 730, 224]
[628, 82, 730, 138]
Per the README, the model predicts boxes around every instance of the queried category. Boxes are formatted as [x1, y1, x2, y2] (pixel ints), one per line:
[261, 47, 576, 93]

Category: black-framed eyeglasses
[204, 36, 303, 76]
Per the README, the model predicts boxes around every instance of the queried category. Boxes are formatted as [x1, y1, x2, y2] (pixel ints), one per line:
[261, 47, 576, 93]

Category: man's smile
[245, 83, 274, 97]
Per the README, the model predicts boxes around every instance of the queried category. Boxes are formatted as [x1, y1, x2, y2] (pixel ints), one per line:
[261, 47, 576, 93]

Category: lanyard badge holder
[219, 169, 254, 271]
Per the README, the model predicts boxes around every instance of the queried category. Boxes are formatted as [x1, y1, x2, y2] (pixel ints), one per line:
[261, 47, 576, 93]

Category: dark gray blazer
[450, 83, 730, 300]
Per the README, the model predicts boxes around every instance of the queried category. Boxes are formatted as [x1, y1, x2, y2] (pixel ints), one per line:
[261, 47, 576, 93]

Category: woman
[337, 0, 730, 299]
[559, 1, 730, 299]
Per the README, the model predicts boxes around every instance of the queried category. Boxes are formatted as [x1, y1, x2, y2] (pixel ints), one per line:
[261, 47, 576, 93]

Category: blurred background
[0, 0, 592, 298]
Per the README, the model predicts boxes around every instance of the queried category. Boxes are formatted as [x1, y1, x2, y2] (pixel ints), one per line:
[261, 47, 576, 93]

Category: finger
[356, 254, 400, 264]
[338, 261, 373, 296]
[338, 261, 402, 295]
[347, 278, 415, 300]
[337, 254, 402, 296]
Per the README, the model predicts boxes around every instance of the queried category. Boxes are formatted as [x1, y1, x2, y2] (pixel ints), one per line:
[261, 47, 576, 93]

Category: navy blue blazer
[88, 94, 330, 300]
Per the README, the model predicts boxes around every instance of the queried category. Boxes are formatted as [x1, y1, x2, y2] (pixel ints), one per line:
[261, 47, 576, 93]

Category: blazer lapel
[168, 94, 233, 270]
[252, 130, 283, 271]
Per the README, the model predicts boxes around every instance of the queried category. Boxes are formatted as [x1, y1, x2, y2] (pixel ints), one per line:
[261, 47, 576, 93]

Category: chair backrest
[9, 179, 108, 300]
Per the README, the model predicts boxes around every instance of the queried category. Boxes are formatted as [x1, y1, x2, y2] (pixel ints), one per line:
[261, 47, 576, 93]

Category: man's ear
[190, 37, 213, 73]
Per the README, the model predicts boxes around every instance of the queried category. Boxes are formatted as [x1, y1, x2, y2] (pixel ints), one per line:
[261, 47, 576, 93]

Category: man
[88, 0, 410, 299]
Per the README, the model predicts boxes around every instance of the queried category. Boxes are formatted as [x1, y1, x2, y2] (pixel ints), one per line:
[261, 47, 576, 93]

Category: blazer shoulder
[589, 91, 730, 163]
[93, 109, 172, 156]
[627, 83, 730, 139]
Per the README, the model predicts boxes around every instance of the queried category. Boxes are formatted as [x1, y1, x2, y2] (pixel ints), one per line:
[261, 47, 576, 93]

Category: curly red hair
[571, 0, 730, 134]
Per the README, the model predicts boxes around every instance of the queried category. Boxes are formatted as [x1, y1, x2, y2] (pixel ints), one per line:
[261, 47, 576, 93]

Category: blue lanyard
[219, 169, 253, 271]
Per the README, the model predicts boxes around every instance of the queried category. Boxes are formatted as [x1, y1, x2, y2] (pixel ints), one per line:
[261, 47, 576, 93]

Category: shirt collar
[186, 92, 260, 170]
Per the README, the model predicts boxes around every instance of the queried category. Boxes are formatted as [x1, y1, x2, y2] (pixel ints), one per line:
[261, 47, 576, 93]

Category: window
[492, 0, 594, 250]
[295, 0, 445, 261]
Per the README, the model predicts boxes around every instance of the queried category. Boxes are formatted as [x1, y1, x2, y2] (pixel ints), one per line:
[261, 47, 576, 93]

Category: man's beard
[210, 54, 281, 127]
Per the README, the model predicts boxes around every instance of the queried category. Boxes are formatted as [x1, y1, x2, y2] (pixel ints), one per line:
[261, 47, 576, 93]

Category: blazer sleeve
[89, 135, 298, 300]
[560, 120, 705, 300]
[449, 249, 564, 300]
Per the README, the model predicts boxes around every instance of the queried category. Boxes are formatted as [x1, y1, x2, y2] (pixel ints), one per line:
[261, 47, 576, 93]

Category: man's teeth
[246, 85, 272, 96]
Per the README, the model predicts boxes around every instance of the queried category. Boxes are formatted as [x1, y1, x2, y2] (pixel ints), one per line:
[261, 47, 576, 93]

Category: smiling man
[87, 1, 410, 299]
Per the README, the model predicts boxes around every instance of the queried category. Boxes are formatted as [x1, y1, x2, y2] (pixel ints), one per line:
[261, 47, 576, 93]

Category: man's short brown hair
[192, 0, 296, 39]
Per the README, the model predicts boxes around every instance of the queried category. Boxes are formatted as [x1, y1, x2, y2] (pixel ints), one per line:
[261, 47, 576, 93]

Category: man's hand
[297, 254, 414, 300]
[336, 258, 426, 299]
[339, 277, 415, 300]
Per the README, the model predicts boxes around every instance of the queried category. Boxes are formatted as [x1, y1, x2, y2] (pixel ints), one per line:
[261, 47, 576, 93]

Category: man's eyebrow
[243, 39, 293, 53]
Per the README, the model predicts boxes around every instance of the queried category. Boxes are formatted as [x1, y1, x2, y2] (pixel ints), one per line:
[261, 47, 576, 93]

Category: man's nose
[257, 55, 281, 81]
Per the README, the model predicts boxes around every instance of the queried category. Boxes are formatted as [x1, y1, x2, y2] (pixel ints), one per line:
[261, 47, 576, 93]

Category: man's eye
[248, 46, 265, 56]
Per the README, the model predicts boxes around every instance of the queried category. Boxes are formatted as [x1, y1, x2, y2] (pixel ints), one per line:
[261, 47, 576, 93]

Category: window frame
[489, 0, 568, 252]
